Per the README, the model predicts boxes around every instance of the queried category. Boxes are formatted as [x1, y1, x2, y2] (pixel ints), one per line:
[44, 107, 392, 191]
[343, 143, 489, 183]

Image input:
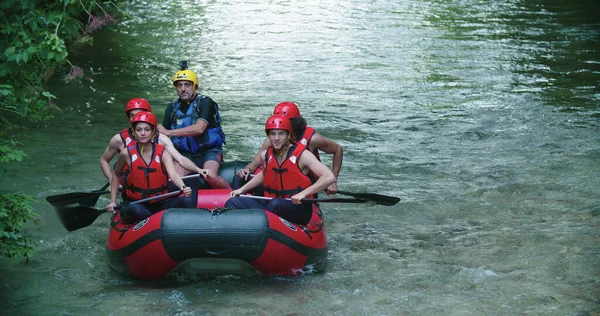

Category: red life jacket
[118, 128, 135, 181]
[118, 128, 160, 184]
[296, 126, 320, 161]
[263, 144, 314, 198]
[122, 143, 169, 202]
[254, 126, 320, 177]
[119, 128, 136, 148]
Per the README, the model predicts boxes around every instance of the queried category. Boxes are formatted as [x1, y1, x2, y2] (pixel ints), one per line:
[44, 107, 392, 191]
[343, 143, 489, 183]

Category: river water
[1, 0, 598, 314]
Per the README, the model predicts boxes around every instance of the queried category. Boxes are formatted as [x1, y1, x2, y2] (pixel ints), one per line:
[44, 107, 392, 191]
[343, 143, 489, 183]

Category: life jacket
[122, 143, 169, 202]
[296, 126, 320, 161]
[119, 128, 136, 148]
[117, 128, 159, 184]
[168, 95, 226, 153]
[263, 144, 315, 198]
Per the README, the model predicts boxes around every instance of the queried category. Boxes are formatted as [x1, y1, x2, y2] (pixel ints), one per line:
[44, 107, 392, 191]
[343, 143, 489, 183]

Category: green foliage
[0, 193, 39, 261]
[0, 0, 125, 261]
[0, 0, 122, 124]
[0, 141, 26, 164]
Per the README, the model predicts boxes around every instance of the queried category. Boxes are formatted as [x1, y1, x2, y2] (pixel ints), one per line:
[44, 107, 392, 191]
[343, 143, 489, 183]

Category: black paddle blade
[46, 190, 108, 207]
[336, 190, 401, 206]
[55, 205, 106, 231]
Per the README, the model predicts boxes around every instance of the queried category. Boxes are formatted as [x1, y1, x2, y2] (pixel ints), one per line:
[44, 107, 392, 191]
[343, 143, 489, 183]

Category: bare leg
[203, 160, 232, 189]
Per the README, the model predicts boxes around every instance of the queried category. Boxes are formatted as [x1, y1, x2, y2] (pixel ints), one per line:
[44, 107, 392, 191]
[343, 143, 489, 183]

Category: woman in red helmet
[105, 112, 195, 224]
[237, 101, 343, 195]
[99, 98, 211, 184]
[99, 98, 211, 194]
[226, 115, 335, 225]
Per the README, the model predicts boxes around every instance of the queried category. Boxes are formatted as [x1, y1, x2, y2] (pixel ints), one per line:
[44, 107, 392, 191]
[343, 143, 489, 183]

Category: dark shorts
[181, 147, 223, 168]
[224, 196, 312, 225]
[120, 195, 196, 224]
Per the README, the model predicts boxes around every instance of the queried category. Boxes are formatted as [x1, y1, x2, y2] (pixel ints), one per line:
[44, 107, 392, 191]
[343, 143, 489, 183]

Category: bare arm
[291, 151, 336, 204]
[106, 149, 129, 213]
[99, 134, 124, 183]
[311, 133, 343, 178]
[158, 120, 207, 138]
[159, 134, 208, 175]
[247, 138, 271, 172]
[162, 151, 192, 197]
[231, 150, 267, 196]
[310, 133, 343, 194]
[162, 151, 185, 189]
[238, 138, 271, 179]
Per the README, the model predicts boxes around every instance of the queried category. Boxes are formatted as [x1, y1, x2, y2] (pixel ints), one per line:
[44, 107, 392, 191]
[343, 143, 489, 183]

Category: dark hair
[290, 116, 307, 139]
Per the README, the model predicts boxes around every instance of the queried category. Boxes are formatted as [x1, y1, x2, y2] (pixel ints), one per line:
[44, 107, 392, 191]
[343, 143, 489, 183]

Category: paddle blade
[46, 190, 108, 207]
[336, 190, 400, 206]
[55, 205, 106, 231]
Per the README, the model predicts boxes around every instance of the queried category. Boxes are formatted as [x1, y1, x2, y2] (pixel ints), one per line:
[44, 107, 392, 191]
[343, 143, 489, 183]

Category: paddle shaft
[240, 195, 370, 204]
[108, 174, 198, 207]
[94, 173, 202, 200]
[46, 173, 203, 207]
[245, 174, 400, 206]
[121, 189, 184, 206]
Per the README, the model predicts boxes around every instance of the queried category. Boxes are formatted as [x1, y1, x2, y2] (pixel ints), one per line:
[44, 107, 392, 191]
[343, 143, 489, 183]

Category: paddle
[46, 174, 203, 207]
[241, 195, 375, 205]
[244, 173, 401, 206]
[335, 190, 400, 206]
[56, 189, 185, 232]
[45, 183, 110, 207]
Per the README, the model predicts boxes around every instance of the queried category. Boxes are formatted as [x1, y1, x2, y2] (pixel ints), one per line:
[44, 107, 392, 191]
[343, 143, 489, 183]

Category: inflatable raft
[105, 162, 328, 280]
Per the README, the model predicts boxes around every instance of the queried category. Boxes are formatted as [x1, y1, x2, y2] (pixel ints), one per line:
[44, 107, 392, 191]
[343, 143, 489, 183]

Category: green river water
[1, 0, 598, 314]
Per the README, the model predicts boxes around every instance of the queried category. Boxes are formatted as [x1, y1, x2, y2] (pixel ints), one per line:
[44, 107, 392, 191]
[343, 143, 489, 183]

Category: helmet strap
[277, 139, 290, 157]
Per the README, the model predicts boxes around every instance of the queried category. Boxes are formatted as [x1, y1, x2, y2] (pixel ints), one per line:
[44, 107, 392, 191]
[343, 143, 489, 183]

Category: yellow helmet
[172, 69, 198, 88]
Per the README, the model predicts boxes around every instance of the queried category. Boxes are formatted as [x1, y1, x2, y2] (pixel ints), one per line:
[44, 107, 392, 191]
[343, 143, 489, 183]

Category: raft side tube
[160, 208, 328, 270]
[161, 208, 270, 263]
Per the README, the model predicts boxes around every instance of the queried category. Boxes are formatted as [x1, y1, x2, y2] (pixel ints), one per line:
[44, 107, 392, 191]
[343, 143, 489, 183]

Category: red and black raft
[105, 162, 328, 280]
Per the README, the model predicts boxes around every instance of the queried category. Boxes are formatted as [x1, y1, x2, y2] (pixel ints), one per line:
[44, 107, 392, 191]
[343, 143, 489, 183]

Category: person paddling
[99, 98, 212, 186]
[106, 112, 195, 224]
[99, 97, 211, 202]
[237, 102, 343, 195]
[226, 115, 335, 225]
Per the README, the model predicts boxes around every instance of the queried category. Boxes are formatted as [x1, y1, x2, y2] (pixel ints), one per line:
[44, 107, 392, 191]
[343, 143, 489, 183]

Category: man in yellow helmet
[158, 61, 231, 190]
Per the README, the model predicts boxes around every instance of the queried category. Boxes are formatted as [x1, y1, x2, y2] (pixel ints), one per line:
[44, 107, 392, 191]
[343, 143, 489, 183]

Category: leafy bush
[0, 0, 123, 261]
[0, 194, 39, 261]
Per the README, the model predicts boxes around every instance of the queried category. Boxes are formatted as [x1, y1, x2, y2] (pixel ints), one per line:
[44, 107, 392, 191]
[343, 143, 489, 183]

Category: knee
[170, 196, 196, 209]
[224, 197, 239, 209]
[267, 199, 287, 215]
[120, 204, 151, 224]
[182, 196, 196, 208]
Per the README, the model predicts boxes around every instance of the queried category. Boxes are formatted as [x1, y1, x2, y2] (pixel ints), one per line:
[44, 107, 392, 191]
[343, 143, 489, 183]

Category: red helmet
[125, 98, 152, 114]
[265, 115, 292, 134]
[273, 101, 300, 118]
[131, 111, 157, 129]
